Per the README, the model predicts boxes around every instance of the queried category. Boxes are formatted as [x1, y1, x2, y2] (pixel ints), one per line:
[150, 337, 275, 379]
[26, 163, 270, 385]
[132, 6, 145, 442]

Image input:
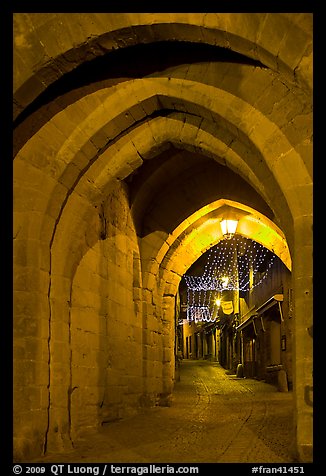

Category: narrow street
[34, 360, 296, 464]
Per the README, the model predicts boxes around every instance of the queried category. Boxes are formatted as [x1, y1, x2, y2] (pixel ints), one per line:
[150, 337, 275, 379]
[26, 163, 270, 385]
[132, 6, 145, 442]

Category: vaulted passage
[13, 13, 313, 463]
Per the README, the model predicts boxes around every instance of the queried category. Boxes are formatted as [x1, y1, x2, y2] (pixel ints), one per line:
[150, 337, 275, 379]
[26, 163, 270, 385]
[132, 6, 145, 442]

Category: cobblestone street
[32, 360, 296, 464]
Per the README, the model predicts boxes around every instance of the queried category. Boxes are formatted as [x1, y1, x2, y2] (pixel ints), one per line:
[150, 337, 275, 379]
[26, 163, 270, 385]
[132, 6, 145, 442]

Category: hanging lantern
[220, 219, 238, 238]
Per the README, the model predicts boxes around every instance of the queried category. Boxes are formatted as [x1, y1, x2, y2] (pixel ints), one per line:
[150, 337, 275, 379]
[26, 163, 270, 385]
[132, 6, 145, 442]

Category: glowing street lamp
[221, 276, 229, 288]
[220, 219, 238, 239]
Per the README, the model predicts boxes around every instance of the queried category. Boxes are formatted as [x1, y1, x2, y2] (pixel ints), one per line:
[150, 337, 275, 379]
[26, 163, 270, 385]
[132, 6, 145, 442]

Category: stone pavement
[31, 360, 296, 463]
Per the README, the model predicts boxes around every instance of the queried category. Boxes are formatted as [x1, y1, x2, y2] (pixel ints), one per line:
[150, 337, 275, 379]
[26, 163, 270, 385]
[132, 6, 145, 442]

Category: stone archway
[13, 13, 312, 462]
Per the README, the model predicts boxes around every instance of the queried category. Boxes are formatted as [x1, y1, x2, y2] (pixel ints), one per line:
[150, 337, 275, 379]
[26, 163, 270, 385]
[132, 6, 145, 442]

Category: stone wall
[70, 183, 143, 438]
[13, 179, 174, 460]
[14, 157, 54, 460]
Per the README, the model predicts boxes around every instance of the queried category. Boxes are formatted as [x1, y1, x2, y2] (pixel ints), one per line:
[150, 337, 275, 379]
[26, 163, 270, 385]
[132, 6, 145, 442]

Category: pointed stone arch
[13, 13, 312, 461]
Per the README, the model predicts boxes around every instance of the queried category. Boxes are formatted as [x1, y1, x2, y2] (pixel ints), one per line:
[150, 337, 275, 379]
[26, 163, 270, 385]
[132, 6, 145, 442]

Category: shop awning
[236, 294, 284, 333]
[236, 307, 257, 332]
[256, 294, 284, 321]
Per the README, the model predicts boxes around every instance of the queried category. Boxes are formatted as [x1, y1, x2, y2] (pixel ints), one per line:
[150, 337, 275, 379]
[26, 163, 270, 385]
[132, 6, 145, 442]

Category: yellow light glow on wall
[148, 198, 292, 296]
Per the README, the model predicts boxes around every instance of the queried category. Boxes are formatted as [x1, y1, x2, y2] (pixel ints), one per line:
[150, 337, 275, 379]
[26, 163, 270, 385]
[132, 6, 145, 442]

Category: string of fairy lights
[183, 235, 276, 323]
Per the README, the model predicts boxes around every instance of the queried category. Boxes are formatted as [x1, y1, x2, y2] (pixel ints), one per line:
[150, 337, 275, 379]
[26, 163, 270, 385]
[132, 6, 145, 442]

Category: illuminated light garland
[184, 235, 276, 322]
[186, 305, 215, 323]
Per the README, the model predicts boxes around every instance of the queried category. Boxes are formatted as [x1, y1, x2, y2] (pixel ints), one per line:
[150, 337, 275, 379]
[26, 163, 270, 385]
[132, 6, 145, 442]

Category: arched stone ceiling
[13, 13, 312, 295]
[140, 199, 291, 296]
[13, 41, 312, 168]
[14, 76, 309, 282]
[19, 75, 308, 187]
[13, 13, 312, 120]
[33, 76, 308, 233]
[127, 147, 274, 237]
